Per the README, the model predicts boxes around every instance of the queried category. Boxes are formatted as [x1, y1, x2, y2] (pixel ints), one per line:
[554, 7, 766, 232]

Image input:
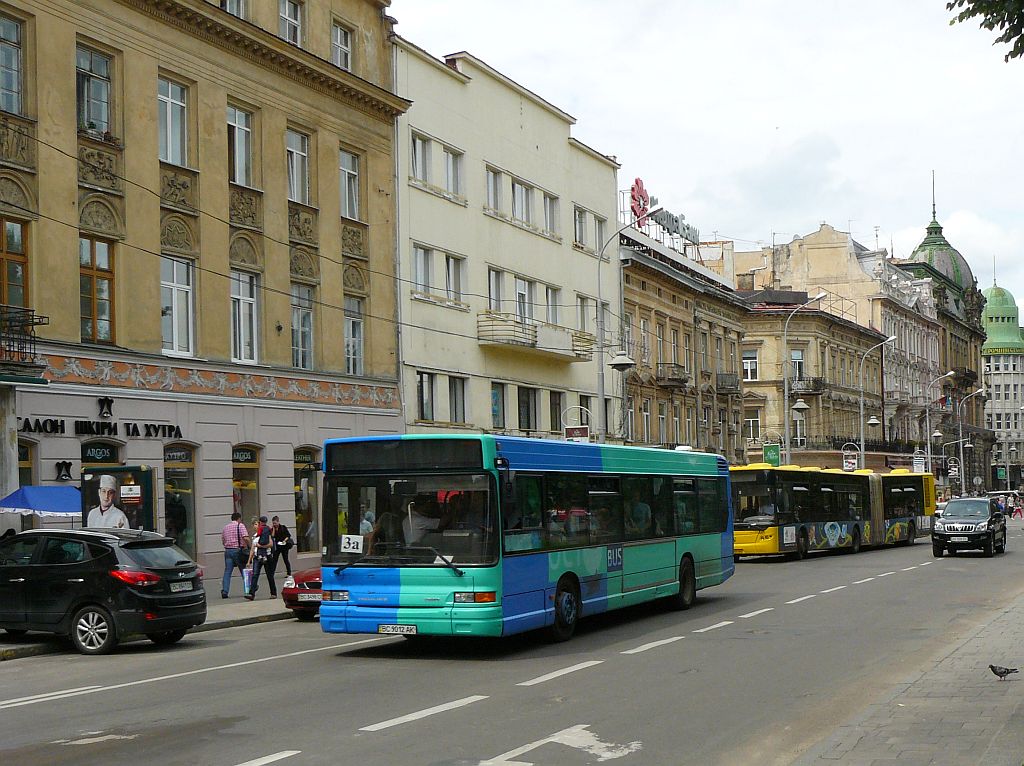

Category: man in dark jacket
[270, 515, 293, 576]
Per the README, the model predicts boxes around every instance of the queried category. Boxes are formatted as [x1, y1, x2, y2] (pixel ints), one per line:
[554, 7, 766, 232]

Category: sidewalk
[1, 569, 295, 661]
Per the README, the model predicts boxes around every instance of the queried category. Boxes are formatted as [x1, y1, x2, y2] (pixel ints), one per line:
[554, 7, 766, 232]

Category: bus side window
[698, 479, 726, 534]
[652, 477, 673, 538]
[503, 475, 544, 554]
[673, 479, 698, 535]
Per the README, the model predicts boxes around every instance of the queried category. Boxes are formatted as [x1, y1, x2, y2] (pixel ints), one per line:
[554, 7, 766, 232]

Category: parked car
[0, 528, 206, 654]
[932, 497, 1007, 558]
[281, 567, 322, 620]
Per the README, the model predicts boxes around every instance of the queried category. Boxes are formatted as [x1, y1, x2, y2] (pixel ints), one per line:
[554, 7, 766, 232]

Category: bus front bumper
[320, 603, 504, 638]
[734, 528, 783, 556]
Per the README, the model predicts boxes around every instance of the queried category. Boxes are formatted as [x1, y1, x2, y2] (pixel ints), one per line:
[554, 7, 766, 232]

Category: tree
[947, 0, 1024, 61]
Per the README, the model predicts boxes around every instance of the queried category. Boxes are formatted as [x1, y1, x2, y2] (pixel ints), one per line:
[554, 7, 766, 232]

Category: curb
[0, 610, 296, 661]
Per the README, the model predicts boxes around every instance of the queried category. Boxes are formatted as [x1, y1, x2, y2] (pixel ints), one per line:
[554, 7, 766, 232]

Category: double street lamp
[924, 370, 956, 473]
[858, 335, 897, 469]
[782, 291, 827, 464]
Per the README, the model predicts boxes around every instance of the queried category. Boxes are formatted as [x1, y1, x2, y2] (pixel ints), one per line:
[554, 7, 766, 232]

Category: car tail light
[110, 569, 161, 587]
[196, 567, 204, 580]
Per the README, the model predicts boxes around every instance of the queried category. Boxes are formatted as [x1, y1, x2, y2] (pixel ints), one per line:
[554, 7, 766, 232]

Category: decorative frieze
[160, 212, 197, 255]
[289, 246, 318, 282]
[78, 142, 121, 192]
[288, 202, 318, 245]
[160, 163, 198, 213]
[343, 261, 366, 295]
[229, 230, 263, 271]
[229, 184, 262, 229]
[0, 115, 35, 169]
[0, 171, 37, 217]
[78, 191, 124, 239]
[341, 223, 365, 258]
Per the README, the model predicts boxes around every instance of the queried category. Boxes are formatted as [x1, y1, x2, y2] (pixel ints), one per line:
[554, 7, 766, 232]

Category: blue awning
[0, 486, 81, 516]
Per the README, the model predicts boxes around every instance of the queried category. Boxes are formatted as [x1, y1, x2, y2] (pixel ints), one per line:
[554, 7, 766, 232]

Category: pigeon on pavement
[989, 664, 1018, 680]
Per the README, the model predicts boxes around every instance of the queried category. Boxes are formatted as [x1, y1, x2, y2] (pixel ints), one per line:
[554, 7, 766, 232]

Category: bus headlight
[323, 590, 349, 601]
[454, 592, 496, 603]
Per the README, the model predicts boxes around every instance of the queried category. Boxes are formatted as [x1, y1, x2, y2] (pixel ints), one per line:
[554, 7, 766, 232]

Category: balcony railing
[789, 376, 826, 394]
[716, 372, 740, 393]
[655, 363, 690, 387]
[477, 311, 594, 361]
[0, 305, 47, 371]
[790, 435, 925, 455]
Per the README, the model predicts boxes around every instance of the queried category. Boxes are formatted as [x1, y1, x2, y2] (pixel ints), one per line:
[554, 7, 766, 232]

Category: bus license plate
[170, 581, 193, 593]
[378, 624, 416, 635]
[950, 536, 969, 542]
[297, 593, 321, 602]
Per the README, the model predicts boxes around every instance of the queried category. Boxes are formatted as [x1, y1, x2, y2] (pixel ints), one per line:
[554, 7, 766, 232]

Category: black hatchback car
[0, 528, 206, 654]
[932, 497, 1007, 558]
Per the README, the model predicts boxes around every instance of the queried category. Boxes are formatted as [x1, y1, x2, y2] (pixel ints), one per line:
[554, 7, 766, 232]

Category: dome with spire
[909, 213, 975, 290]
[982, 281, 1024, 354]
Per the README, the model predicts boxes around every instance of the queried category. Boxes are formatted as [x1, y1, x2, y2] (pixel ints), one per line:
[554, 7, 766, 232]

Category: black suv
[0, 528, 206, 654]
[932, 497, 1007, 558]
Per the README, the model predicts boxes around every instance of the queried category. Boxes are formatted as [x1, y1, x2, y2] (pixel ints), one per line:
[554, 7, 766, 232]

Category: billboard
[81, 465, 156, 531]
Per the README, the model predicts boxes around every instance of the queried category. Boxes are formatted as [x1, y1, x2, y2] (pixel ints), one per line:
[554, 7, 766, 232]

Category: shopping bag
[242, 566, 254, 595]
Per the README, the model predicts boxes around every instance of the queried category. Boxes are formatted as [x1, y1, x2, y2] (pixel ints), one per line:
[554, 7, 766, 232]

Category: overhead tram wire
[18, 127, 635, 322]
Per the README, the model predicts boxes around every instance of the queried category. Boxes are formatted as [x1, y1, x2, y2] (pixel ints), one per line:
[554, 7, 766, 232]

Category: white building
[394, 40, 621, 438]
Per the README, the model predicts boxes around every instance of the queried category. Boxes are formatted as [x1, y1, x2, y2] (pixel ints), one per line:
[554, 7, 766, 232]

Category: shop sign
[164, 446, 194, 464]
[18, 417, 183, 440]
[82, 442, 119, 464]
[631, 178, 700, 244]
[233, 447, 258, 465]
[294, 449, 316, 465]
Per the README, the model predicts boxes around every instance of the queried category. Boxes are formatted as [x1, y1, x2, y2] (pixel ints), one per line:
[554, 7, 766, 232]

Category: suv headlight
[974, 520, 989, 532]
[933, 521, 944, 531]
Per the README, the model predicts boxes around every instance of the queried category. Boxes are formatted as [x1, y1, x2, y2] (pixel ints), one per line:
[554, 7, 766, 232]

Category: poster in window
[81, 465, 155, 531]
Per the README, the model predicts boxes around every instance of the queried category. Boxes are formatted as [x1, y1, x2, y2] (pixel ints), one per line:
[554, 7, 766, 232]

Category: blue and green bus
[319, 434, 734, 641]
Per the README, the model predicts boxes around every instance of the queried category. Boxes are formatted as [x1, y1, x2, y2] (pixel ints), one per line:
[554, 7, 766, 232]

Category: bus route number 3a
[340, 534, 364, 554]
[607, 544, 623, 572]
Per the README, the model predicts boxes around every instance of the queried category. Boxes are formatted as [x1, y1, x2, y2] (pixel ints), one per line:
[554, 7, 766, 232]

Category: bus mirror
[299, 477, 311, 512]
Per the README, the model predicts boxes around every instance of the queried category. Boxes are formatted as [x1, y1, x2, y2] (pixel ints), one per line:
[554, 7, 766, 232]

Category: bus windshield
[731, 471, 778, 523]
[322, 472, 499, 566]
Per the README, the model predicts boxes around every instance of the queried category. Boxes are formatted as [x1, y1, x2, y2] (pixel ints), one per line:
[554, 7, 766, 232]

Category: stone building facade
[981, 282, 1024, 489]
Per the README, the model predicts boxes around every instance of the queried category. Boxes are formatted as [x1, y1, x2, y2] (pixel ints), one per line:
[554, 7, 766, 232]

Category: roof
[906, 215, 974, 290]
[982, 280, 1024, 354]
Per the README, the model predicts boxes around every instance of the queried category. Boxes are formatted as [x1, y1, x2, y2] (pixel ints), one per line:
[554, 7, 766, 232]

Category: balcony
[0, 305, 48, 379]
[716, 372, 740, 393]
[655, 363, 690, 387]
[789, 376, 826, 395]
[477, 311, 594, 361]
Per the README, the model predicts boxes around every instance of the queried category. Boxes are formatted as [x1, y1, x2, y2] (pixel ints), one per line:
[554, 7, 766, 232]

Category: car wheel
[983, 535, 994, 558]
[295, 611, 317, 622]
[145, 629, 187, 646]
[4, 628, 27, 637]
[70, 605, 118, 655]
[932, 542, 944, 558]
[669, 557, 697, 611]
[905, 522, 916, 546]
[550, 577, 580, 643]
[999, 530, 1007, 554]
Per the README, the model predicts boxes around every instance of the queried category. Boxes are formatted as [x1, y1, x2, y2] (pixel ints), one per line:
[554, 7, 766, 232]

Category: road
[2, 536, 1022, 766]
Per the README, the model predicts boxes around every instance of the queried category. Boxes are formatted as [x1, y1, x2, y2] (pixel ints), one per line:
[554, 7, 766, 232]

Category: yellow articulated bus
[731, 464, 936, 560]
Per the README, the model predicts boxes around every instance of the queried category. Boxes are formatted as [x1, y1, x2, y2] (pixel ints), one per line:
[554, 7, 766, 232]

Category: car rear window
[121, 542, 193, 569]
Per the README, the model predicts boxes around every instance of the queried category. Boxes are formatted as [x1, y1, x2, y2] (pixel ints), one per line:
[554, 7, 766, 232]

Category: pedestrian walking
[270, 515, 293, 576]
[245, 515, 277, 600]
[220, 511, 250, 598]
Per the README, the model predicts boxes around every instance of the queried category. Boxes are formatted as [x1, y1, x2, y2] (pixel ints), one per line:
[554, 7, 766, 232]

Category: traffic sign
[973, 476, 983, 487]
[913, 457, 926, 473]
[564, 425, 590, 443]
[843, 454, 858, 472]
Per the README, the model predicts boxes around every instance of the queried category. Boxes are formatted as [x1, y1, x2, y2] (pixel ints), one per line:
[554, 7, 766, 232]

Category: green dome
[982, 281, 1024, 354]
[910, 216, 974, 289]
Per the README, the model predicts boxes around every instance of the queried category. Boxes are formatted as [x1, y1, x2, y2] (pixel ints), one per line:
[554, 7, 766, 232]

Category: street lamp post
[924, 370, 955, 473]
[1004, 444, 1017, 491]
[958, 387, 985, 495]
[859, 335, 897, 469]
[595, 208, 661, 443]
[782, 291, 827, 464]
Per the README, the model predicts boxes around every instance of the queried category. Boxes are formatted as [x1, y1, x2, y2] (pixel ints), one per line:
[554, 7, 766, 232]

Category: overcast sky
[390, 0, 1022, 292]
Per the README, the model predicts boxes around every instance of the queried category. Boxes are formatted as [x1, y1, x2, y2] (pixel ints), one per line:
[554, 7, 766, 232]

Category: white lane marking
[360, 695, 488, 731]
[517, 661, 604, 687]
[786, 595, 816, 604]
[480, 724, 642, 765]
[0, 637, 387, 711]
[853, 577, 875, 584]
[1, 686, 101, 706]
[693, 621, 733, 633]
[233, 752, 301, 766]
[820, 586, 847, 593]
[61, 734, 139, 746]
[738, 607, 774, 619]
[919, 561, 933, 566]
[901, 566, 918, 571]
[621, 636, 684, 655]
[877, 571, 896, 577]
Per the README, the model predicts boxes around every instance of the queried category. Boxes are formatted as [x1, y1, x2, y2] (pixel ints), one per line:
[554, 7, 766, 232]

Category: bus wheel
[793, 531, 808, 561]
[550, 577, 580, 642]
[905, 523, 916, 546]
[847, 529, 861, 555]
[670, 557, 697, 611]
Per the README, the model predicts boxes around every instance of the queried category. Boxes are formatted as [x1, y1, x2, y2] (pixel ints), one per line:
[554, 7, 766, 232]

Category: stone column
[0, 385, 17, 499]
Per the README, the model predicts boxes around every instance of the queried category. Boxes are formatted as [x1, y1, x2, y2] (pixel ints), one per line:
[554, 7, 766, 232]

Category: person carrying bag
[245, 516, 277, 600]
[270, 515, 294, 576]
[220, 511, 251, 598]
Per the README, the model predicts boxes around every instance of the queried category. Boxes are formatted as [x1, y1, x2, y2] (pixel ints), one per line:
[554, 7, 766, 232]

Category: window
[221, 0, 245, 16]
[577, 296, 590, 333]
[518, 387, 538, 432]
[331, 23, 351, 70]
[76, 47, 111, 134]
[549, 391, 564, 432]
[671, 329, 680, 364]
[486, 168, 501, 209]
[416, 371, 435, 421]
[444, 254, 463, 301]
[0, 16, 21, 115]
[790, 348, 805, 379]
[339, 149, 359, 219]
[625, 397, 635, 441]
[491, 382, 506, 429]
[158, 78, 187, 165]
[160, 255, 192, 355]
[640, 318, 650, 364]
[449, 377, 467, 423]
[227, 106, 252, 186]
[573, 207, 587, 247]
[512, 180, 532, 224]
[641, 398, 651, 443]
[515, 277, 533, 324]
[0, 217, 25, 307]
[684, 334, 691, 371]
[656, 323, 665, 364]
[413, 246, 432, 293]
[279, 0, 302, 45]
[672, 404, 681, 443]
[443, 147, 462, 195]
[543, 194, 558, 234]
[545, 286, 559, 325]
[79, 236, 114, 342]
[230, 269, 258, 362]
[579, 395, 592, 426]
[344, 297, 363, 375]
[488, 268, 502, 310]
[658, 402, 667, 441]
[743, 409, 761, 440]
[594, 216, 606, 249]
[291, 283, 314, 369]
[715, 337, 724, 372]
[742, 349, 758, 380]
[232, 446, 260, 524]
[411, 133, 430, 182]
[286, 129, 309, 204]
[700, 333, 709, 370]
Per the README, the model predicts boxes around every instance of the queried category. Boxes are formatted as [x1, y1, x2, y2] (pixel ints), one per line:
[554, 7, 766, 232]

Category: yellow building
[0, 0, 408, 569]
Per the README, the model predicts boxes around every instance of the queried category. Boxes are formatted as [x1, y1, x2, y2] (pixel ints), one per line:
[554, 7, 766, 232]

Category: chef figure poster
[81, 466, 155, 531]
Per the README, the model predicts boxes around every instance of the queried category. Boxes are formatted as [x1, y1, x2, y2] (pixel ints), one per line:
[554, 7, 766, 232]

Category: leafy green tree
[947, 0, 1024, 61]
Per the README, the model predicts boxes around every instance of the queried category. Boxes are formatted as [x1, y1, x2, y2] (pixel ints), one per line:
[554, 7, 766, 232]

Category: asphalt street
[2, 530, 1023, 766]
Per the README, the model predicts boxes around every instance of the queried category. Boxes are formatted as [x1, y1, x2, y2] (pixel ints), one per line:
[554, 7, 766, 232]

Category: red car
[281, 567, 321, 620]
